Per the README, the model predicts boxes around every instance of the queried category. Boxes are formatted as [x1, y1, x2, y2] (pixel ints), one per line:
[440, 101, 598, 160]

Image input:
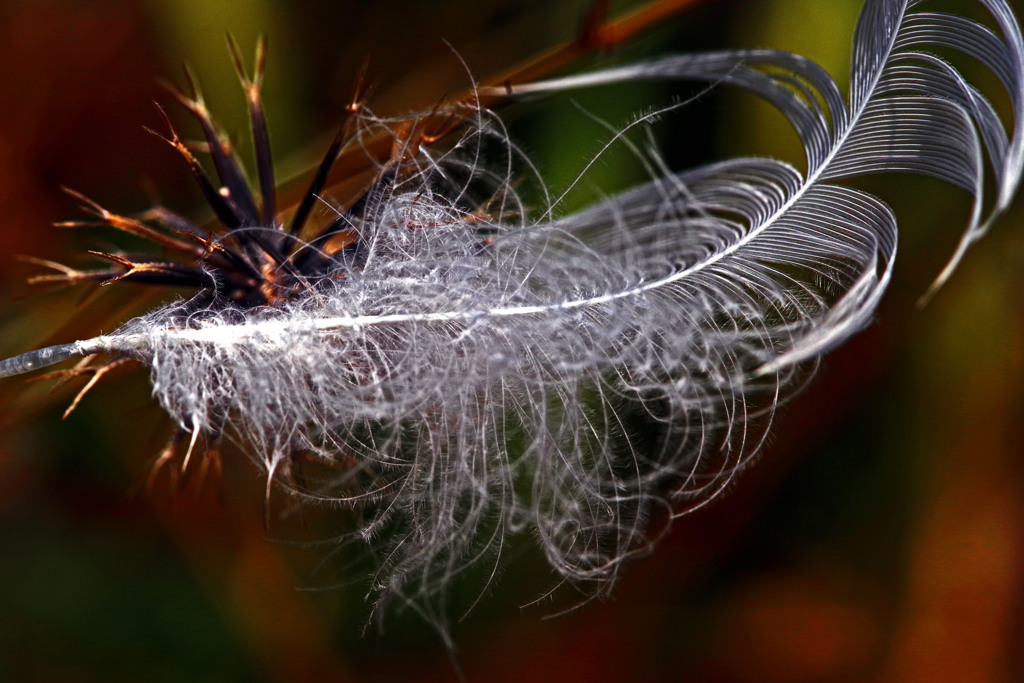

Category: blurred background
[0, 0, 1022, 681]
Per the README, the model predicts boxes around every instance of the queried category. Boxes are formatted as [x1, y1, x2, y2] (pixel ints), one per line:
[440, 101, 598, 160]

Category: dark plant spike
[146, 431, 185, 494]
[29, 356, 135, 419]
[58, 359, 127, 418]
[161, 70, 287, 283]
[136, 205, 274, 286]
[166, 65, 262, 224]
[25, 260, 200, 290]
[230, 228, 311, 303]
[174, 230, 264, 281]
[56, 188, 200, 255]
[19, 255, 121, 288]
[290, 167, 396, 273]
[144, 103, 245, 231]
[85, 251, 207, 287]
[287, 127, 347, 239]
[282, 61, 378, 244]
[227, 34, 276, 226]
[137, 205, 202, 235]
[194, 435, 224, 499]
[284, 69, 384, 269]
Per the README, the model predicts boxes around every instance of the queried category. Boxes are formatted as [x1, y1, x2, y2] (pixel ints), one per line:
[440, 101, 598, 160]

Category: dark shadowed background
[0, 1, 1022, 681]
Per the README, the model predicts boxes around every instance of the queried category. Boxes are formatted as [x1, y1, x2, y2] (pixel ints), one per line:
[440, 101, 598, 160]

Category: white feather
[1, 0, 1021, 627]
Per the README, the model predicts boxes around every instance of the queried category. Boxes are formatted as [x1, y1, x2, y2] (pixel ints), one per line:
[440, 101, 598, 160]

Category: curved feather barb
[2, 0, 1021, 629]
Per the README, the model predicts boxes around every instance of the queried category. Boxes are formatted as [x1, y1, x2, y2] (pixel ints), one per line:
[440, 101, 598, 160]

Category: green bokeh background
[0, 1, 1022, 681]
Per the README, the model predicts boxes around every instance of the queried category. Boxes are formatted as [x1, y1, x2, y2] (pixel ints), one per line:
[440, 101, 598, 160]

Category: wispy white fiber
[2, 0, 1022, 628]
